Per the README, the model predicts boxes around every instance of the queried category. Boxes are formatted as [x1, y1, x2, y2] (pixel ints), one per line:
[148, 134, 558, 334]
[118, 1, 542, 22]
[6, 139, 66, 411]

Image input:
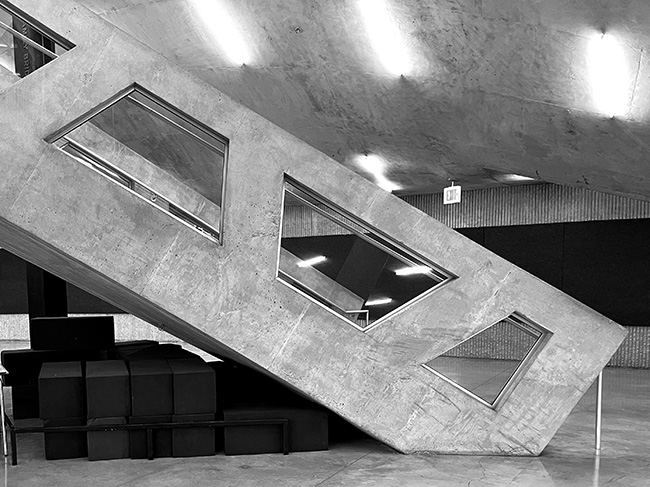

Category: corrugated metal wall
[401, 183, 650, 228]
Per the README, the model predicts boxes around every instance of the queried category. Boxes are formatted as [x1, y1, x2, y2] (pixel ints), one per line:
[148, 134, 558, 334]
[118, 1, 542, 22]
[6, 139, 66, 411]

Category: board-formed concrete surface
[0, 0, 626, 454]
[0, 64, 17, 91]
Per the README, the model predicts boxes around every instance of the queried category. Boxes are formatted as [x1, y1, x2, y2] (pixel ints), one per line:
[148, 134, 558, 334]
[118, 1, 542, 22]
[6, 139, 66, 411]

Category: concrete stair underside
[0, 0, 627, 455]
[0, 64, 18, 91]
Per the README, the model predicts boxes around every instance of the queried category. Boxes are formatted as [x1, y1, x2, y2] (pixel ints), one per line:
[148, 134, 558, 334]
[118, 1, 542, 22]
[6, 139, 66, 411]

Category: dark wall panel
[456, 227, 484, 246]
[67, 284, 124, 314]
[0, 250, 28, 313]
[482, 224, 564, 289]
[562, 219, 650, 326]
[0, 249, 123, 314]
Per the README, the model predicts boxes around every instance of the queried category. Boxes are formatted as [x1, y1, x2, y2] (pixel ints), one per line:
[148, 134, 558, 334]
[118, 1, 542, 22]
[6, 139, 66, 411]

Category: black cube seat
[1, 349, 102, 387]
[38, 361, 85, 419]
[44, 417, 87, 460]
[11, 384, 39, 419]
[167, 358, 216, 415]
[172, 413, 215, 457]
[87, 417, 129, 461]
[86, 360, 130, 418]
[224, 406, 328, 455]
[129, 360, 172, 417]
[30, 316, 115, 351]
[129, 415, 173, 459]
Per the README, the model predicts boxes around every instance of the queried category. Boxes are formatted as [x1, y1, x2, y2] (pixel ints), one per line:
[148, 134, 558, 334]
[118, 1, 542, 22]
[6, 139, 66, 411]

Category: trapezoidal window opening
[45, 84, 228, 244]
[278, 177, 455, 332]
[422, 312, 552, 410]
[0, 0, 74, 77]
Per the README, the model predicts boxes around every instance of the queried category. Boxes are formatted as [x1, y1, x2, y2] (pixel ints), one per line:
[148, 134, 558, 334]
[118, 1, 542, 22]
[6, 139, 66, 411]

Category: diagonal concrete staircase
[0, 0, 626, 455]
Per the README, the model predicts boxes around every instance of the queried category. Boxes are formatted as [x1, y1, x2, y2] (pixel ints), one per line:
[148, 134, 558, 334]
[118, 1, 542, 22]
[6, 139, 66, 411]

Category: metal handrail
[57, 139, 220, 242]
[4, 414, 290, 465]
[0, 19, 57, 60]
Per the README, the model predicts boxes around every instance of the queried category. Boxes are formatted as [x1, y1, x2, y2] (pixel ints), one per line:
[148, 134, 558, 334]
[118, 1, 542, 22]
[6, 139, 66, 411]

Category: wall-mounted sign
[443, 183, 461, 205]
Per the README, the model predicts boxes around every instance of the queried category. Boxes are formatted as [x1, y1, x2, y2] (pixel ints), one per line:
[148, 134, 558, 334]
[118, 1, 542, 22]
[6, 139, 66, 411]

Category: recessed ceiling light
[191, 0, 251, 65]
[366, 297, 393, 306]
[297, 255, 327, 268]
[357, 0, 411, 76]
[357, 154, 400, 192]
[395, 265, 431, 276]
[357, 154, 383, 173]
[376, 175, 401, 193]
[587, 33, 630, 118]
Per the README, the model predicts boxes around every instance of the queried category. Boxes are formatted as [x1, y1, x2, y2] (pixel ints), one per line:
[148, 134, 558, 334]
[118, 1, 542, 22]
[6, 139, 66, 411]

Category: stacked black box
[86, 360, 130, 461]
[2, 315, 114, 420]
[223, 406, 328, 455]
[128, 415, 173, 459]
[2, 349, 102, 419]
[168, 358, 216, 457]
[168, 359, 216, 415]
[38, 362, 87, 460]
[211, 360, 329, 456]
[128, 359, 173, 458]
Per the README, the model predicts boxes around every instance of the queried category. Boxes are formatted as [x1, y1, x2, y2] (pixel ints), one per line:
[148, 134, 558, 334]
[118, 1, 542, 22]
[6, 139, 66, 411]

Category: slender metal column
[595, 371, 603, 451]
[0, 366, 7, 457]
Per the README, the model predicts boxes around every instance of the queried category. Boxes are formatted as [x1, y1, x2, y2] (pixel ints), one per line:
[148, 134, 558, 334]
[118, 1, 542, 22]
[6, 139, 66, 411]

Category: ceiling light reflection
[587, 33, 630, 117]
[358, 154, 384, 173]
[297, 255, 327, 268]
[376, 175, 401, 193]
[366, 297, 393, 306]
[357, 0, 411, 76]
[395, 265, 431, 276]
[501, 174, 536, 182]
[191, 0, 250, 65]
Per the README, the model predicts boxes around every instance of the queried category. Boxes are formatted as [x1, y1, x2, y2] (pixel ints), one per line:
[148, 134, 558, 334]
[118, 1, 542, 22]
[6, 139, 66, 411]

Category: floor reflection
[0, 340, 648, 486]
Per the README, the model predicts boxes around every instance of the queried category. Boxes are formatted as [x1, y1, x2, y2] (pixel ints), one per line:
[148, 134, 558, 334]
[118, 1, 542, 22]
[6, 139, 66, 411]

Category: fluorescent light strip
[297, 255, 327, 268]
[191, 0, 250, 65]
[395, 265, 431, 276]
[587, 33, 630, 117]
[366, 297, 393, 306]
[357, 0, 411, 76]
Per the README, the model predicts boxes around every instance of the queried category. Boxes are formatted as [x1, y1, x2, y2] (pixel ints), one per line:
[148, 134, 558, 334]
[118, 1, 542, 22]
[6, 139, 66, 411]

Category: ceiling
[76, 0, 650, 199]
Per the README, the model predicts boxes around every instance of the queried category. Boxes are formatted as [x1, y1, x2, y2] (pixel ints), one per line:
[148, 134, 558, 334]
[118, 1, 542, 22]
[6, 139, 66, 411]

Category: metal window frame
[0, 1, 74, 58]
[276, 176, 456, 333]
[45, 84, 228, 159]
[56, 139, 220, 242]
[45, 83, 228, 244]
[422, 312, 553, 410]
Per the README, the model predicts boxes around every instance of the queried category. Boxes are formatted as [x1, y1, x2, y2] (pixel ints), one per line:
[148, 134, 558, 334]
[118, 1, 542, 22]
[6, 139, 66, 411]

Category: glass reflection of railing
[279, 177, 455, 332]
[0, 1, 73, 77]
[55, 140, 219, 242]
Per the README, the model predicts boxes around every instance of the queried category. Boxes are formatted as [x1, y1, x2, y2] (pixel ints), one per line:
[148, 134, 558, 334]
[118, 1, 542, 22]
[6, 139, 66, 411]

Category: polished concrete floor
[1, 341, 649, 486]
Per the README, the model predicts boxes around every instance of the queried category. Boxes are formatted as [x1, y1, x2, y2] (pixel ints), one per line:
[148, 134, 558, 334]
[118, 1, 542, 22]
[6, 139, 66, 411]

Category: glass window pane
[67, 94, 224, 207]
[49, 86, 225, 242]
[0, 3, 69, 78]
[424, 315, 550, 407]
[279, 180, 453, 330]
